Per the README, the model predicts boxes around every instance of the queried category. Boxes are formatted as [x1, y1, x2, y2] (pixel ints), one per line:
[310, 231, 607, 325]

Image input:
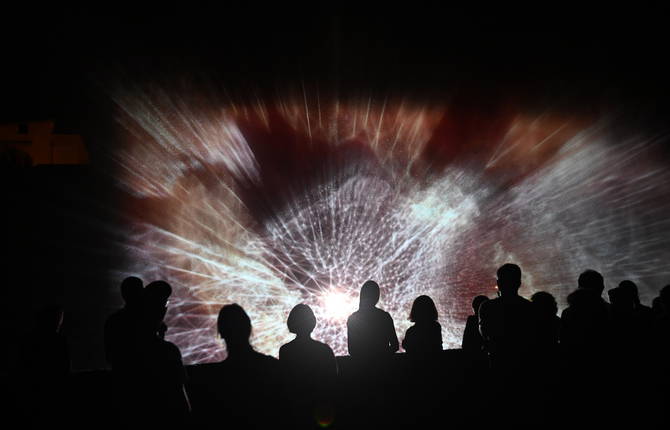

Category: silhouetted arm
[402, 325, 415, 352]
[462, 316, 474, 349]
[165, 342, 192, 414]
[478, 302, 491, 348]
[387, 313, 400, 353]
[347, 316, 359, 356]
[434, 322, 443, 351]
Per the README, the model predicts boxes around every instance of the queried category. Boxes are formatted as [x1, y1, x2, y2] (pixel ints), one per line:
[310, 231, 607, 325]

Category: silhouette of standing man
[478, 263, 536, 372]
[347, 280, 399, 359]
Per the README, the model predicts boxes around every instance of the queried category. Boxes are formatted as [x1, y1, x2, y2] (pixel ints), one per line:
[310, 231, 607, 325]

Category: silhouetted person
[560, 270, 612, 363]
[531, 291, 560, 362]
[559, 270, 614, 424]
[344, 281, 399, 428]
[189, 304, 281, 429]
[347, 280, 399, 359]
[478, 264, 537, 373]
[478, 264, 544, 424]
[279, 304, 337, 428]
[402, 295, 442, 355]
[651, 285, 670, 392]
[618, 280, 654, 325]
[531, 291, 560, 346]
[608, 280, 656, 407]
[104, 276, 143, 369]
[132, 280, 190, 426]
[609, 283, 640, 346]
[462, 295, 489, 352]
[461, 295, 490, 409]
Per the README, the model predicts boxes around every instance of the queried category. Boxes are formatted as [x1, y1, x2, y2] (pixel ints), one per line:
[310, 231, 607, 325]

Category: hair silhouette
[104, 276, 145, 368]
[462, 295, 489, 352]
[479, 263, 537, 372]
[578, 269, 605, 296]
[531, 291, 560, 354]
[409, 295, 439, 323]
[472, 295, 489, 314]
[347, 280, 399, 359]
[287, 303, 317, 336]
[190, 303, 281, 429]
[120, 276, 143, 306]
[496, 263, 522, 294]
[360, 280, 381, 307]
[280, 304, 337, 429]
[217, 303, 253, 355]
[402, 295, 442, 355]
[531, 291, 558, 316]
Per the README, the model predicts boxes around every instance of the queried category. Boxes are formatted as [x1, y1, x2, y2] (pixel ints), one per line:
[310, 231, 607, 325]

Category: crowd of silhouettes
[11, 263, 670, 429]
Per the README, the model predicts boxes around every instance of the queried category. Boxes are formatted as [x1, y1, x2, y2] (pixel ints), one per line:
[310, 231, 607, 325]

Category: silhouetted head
[609, 285, 636, 312]
[567, 287, 601, 307]
[531, 291, 558, 317]
[652, 296, 664, 316]
[496, 263, 522, 295]
[578, 270, 605, 296]
[472, 295, 489, 314]
[287, 304, 317, 337]
[142, 281, 172, 330]
[409, 295, 438, 323]
[660, 285, 670, 307]
[144, 280, 172, 305]
[360, 280, 380, 308]
[120, 276, 143, 307]
[217, 304, 252, 349]
[618, 280, 640, 305]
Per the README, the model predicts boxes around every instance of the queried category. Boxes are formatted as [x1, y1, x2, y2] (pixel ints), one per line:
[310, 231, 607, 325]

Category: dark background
[2, 9, 669, 370]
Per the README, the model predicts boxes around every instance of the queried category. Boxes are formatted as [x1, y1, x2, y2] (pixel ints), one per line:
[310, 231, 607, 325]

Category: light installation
[111, 84, 670, 363]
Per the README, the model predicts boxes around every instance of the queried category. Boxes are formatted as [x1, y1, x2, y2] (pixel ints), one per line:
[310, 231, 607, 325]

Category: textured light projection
[111, 85, 670, 364]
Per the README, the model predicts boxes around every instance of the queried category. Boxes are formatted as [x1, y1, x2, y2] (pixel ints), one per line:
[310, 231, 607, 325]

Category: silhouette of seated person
[402, 295, 442, 356]
[462, 295, 489, 353]
[104, 276, 143, 370]
[129, 281, 190, 425]
[347, 280, 399, 361]
[560, 269, 612, 362]
[279, 304, 337, 428]
[478, 263, 537, 373]
[190, 304, 281, 429]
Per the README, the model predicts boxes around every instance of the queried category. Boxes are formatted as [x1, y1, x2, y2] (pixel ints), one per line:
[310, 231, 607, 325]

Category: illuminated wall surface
[111, 86, 670, 363]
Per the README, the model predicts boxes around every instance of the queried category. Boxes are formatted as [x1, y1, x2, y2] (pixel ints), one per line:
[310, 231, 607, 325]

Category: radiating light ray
[111, 85, 670, 364]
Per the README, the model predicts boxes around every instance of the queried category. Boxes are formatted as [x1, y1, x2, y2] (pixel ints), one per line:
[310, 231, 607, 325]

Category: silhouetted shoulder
[278, 342, 290, 357]
[314, 339, 336, 356]
[162, 339, 184, 361]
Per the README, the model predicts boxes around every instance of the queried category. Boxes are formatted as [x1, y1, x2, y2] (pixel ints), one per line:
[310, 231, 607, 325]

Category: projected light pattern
[112, 86, 670, 363]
